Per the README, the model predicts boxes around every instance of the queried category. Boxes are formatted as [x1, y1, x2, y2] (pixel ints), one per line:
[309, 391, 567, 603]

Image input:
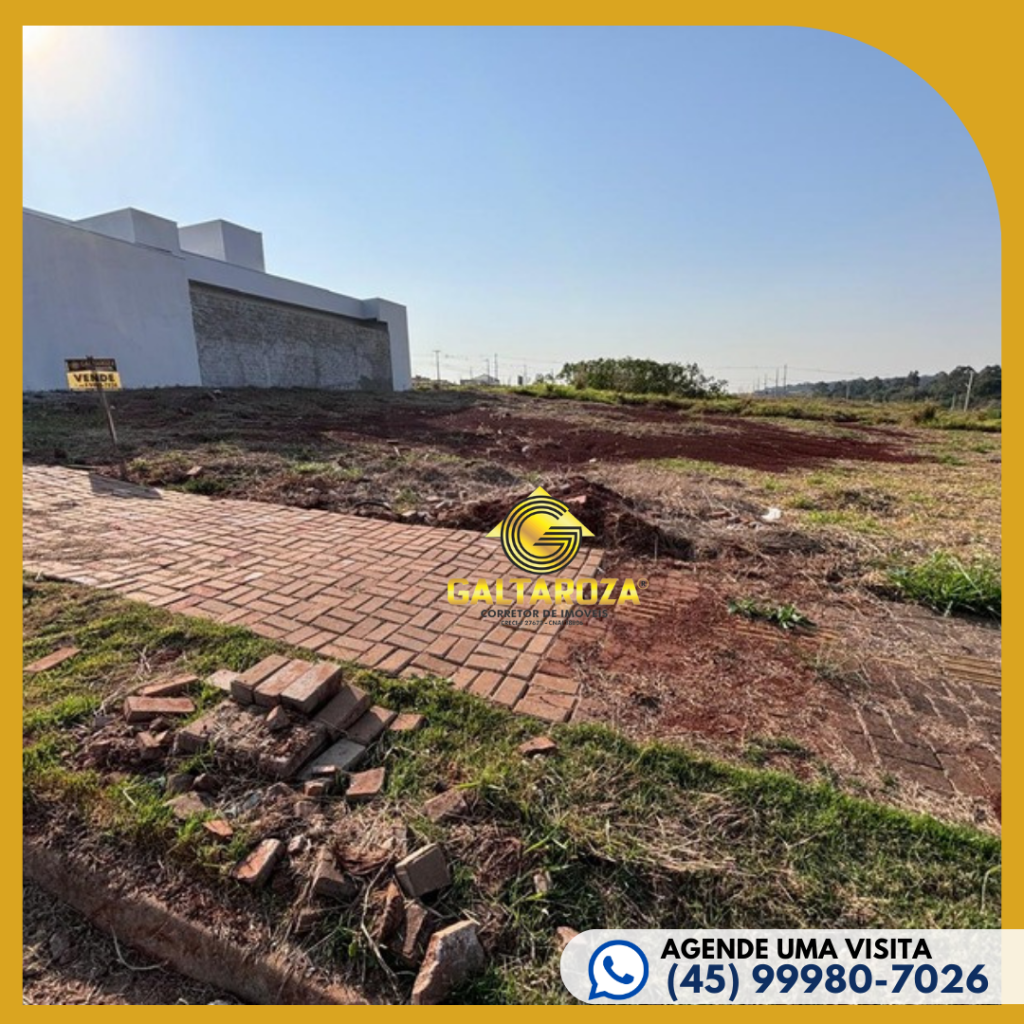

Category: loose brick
[139, 673, 198, 697]
[518, 736, 558, 757]
[166, 792, 209, 819]
[398, 900, 435, 966]
[411, 921, 485, 1005]
[316, 683, 372, 739]
[390, 712, 425, 733]
[281, 662, 342, 714]
[311, 848, 357, 902]
[123, 696, 195, 723]
[395, 844, 451, 898]
[423, 788, 469, 823]
[194, 772, 219, 793]
[253, 659, 313, 707]
[204, 818, 234, 841]
[206, 668, 241, 693]
[174, 708, 223, 754]
[165, 772, 194, 796]
[231, 654, 290, 704]
[24, 647, 80, 674]
[232, 838, 284, 887]
[346, 706, 397, 746]
[136, 731, 169, 761]
[258, 721, 328, 780]
[300, 738, 367, 779]
[346, 767, 386, 802]
[373, 881, 405, 942]
[265, 705, 290, 732]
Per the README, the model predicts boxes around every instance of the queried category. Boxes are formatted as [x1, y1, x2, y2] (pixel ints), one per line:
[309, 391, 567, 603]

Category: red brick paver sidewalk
[23, 466, 604, 722]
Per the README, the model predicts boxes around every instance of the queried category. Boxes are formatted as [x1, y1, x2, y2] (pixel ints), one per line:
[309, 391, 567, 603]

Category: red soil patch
[324, 406, 918, 473]
[563, 577, 841, 752]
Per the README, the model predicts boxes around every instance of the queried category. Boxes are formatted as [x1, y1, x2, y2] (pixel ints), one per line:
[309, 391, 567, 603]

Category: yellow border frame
[13, 3, 1014, 1010]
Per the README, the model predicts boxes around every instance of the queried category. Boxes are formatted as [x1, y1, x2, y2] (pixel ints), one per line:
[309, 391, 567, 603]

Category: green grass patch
[507, 385, 1000, 432]
[883, 552, 1001, 619]
[727, 597, 815, 630]
[23, 579, 1001, 1003]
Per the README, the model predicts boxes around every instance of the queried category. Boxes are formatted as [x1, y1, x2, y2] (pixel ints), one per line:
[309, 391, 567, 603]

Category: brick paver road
[23, 466, 604, 722]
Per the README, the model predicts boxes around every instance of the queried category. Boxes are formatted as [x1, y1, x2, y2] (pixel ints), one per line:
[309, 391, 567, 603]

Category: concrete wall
[189, 283, 393, 390]
[183, 250, 413, 391]
[23, 210, 203, 391]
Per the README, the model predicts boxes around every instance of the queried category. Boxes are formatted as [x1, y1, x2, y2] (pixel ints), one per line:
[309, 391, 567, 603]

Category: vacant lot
[23, 580, 1002, 1003]
[22, 386, 1002, 1002]
[23, 387, 1001, 827]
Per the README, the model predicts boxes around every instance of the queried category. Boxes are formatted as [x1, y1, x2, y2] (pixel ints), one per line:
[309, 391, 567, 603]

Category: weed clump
[884, 551, 1001, 619]
[727, 598, 815, 631]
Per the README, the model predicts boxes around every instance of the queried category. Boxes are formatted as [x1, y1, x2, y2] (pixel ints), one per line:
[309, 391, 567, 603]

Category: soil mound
[434, 477, 696, 561]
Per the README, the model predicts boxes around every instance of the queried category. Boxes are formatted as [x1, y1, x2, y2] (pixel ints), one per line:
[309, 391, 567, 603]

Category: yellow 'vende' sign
[65, 358, 122, 390]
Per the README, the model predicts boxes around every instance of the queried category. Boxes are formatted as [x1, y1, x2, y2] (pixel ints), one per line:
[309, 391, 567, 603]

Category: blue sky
[23, 26, 1000, 389]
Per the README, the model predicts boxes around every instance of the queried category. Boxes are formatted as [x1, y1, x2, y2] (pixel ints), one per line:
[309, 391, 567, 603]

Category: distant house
[460, 373, 499, 386]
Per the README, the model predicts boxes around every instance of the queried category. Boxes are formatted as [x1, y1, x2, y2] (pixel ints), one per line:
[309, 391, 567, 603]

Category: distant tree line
[783, 365, 1000, 406]
[556, 358, 728, 398]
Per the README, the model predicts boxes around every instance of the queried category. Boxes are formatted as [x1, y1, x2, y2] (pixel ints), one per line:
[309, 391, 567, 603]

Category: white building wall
[179, 220, 265, 272]
[362, 298, 412, 392]
[23, 206, 412, 392]
[22, 210, 202, 391]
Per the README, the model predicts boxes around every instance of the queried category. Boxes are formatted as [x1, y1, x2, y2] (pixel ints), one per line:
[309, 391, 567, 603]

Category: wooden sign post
[65, 356, 127, 479]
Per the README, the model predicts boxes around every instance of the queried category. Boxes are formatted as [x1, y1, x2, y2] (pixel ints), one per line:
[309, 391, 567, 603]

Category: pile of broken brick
[116, 654, 491, 1004]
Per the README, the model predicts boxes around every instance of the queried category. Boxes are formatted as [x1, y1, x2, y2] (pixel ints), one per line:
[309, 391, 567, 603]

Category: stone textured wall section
[190, 282, 393, 390]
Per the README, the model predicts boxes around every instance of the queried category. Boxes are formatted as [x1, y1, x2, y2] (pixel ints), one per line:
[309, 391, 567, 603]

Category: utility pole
[963, 370, 974, 412]
[775, 367, 780, 397]
[494, 353, 499, 384]
[783, 364, 787, 395]
[433, 349, 441, 384]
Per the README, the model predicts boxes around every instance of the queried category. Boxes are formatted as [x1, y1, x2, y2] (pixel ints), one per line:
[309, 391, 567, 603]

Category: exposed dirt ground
[23, 880, 235, 1005]
[555, 553, 1000, 829]
[25, 386, 921, 474]
[23, 387, 1001, 824]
